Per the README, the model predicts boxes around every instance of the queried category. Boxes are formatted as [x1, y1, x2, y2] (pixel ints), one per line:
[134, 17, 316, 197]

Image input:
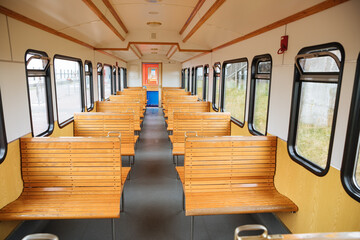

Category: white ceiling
[0, 0, 329, 62]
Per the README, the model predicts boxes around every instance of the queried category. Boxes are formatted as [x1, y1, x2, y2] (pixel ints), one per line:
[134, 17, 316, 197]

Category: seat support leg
[191, 216, 194, 240]
[112, 218, 116, 240]
[121, 190, 125, 212]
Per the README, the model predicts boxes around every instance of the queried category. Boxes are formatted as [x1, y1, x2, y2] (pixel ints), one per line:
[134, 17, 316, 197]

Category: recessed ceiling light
[146, 0, 162, 3]
[147, 21, 162, 27]
[150, 48, 158, 50]
[148, 11, 159, 15]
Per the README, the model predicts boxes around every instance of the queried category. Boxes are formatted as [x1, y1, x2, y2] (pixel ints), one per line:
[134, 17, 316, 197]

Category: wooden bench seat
[0, 137, 127, 221]
[74, 112, 137, 157]
[172, 112, 231, 159]
[176, 135, 297, 239]
[96, 101, 142, 131]
[166, 102, 210, 131]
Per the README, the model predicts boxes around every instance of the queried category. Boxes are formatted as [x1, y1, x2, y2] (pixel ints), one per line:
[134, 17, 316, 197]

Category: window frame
[287, 42, 345, 176]
[341, 52, 360, 202]
[24, 49, 54, 137]
[220, 58, 249, 127]
[212, 62, 221, 112]
[84, 60, 94, 112]
[195, 65, 203, 100]
[203, 64, 209, 101]
[248, 54, 272, 136]
[97, 63, 104, 101]
[53, 54, 85, 128]
[0, 90, 7, 164]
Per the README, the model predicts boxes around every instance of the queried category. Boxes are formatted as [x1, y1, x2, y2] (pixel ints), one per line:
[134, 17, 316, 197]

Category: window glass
[222, 59, 248, 123]
[103, 65, 112, 99]
[204, 65, 209, 101]
[184, 68, 189, 91]
[289, 43, 344, 175]
[117, 67, 121, 92]
[54, 56, 83, 125]
[84, 61, 93, 111]
[112, 66, 116, 94]
[249, 56, 272, 135]
[296, 82, 337, 167]
[196, 66, 204, 100]
[212, 63, 221, 111]
[97, 63, 103, 100]
[25, 50, 53, 136]
[190, 67, 195, 94]
[0, 90, 7, 164]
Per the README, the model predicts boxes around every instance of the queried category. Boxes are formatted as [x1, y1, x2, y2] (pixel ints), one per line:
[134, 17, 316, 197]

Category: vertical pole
[121, 191, 125, 212]
[112, 218, 116, 240]
[191, 216, 194, 240]
[182, 192, 185, 211]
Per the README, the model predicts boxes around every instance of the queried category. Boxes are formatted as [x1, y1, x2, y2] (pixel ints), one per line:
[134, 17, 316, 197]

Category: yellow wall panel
[231, 121, 252, 136]
[275, 138, 360, 233]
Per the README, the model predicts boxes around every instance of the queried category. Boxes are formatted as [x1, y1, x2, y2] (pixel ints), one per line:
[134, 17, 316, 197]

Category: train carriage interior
[0, 0, 359, 239]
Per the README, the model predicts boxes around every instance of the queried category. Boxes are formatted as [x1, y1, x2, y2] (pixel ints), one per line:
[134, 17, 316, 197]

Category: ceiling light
[148, 11, 159, 15]
[146, 0, 162, 3]
[150, 48, 158, 50]
[147, 22, 162, 27]
[151, 52, 157, 54]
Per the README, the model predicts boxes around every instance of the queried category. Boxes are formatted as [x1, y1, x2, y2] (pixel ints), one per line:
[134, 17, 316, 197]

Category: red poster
[142, 63, 159, 86]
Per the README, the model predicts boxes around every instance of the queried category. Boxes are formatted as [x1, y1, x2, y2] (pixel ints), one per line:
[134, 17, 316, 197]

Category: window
[103, 65, 112, 99]
[181, 69, 185, 89]
[191, 67, 195, 95]
[221, 58, 248, 125]
[288, 43, 344, 176]
[112, 66, 117, 95]
[0, 90, 7, 164]
[184, 68, 189, 92]
[195, 66, 204, 100]
[248, 54, 272, 135]
[204, 65, 209, 101]
[97, 63, 103, 101]
[116, 67, 123, 91]
[54, 55, 84, 127]
[212, 63, 221, 111]
[342, 52, 360, 202]
[124, 68, 128, 89]
[84, 61, 94, 111]
[25, 50, 54, 136]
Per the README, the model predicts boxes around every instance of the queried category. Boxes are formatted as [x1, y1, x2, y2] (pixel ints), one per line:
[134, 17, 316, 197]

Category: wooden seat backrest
[110, 95, 145, 109]
[184, 136, 277, 194]
[117, 90, 146, 102]
[21, 137, 122, 194]
[167, 102, 210, 130]
[162, 90, 189, 103]
[163, 96, 198, 112]
[96, 101, 141, 130]
[74, 112, 135, 144]
[173, 112, 231, 143]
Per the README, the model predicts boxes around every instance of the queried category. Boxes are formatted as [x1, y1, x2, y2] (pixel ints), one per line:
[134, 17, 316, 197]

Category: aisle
[14, 108, 257, 240]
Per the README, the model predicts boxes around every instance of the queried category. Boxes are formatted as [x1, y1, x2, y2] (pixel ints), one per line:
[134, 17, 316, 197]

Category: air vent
[151, 33, 156, 39]
[146, 0, 162, 3]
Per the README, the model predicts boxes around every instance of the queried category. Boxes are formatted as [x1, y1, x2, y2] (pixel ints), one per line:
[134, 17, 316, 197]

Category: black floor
[8, 108, 268, 240]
